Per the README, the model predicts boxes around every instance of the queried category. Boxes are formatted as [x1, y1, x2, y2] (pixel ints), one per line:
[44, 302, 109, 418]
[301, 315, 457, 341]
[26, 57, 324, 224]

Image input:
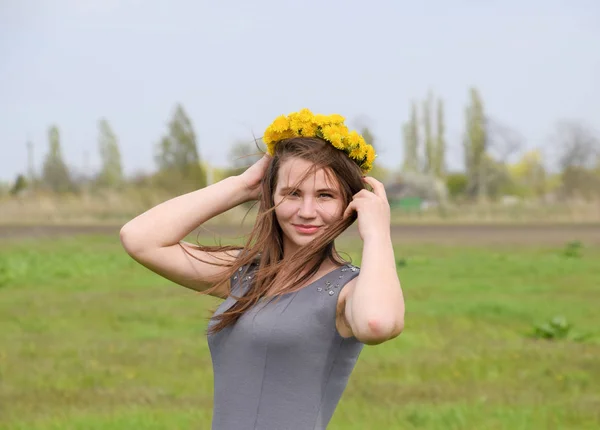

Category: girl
[120, 109, 405, 429]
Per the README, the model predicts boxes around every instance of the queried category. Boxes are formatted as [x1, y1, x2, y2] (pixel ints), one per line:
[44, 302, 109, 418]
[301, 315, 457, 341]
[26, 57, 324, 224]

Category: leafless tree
[485, 117, 524, 164]
[552, 121, 600, 199]
[553, 120, 599, 170]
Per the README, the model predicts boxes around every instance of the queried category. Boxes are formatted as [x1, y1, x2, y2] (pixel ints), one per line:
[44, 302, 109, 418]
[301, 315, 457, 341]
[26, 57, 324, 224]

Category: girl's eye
[319, 193, 333, 199]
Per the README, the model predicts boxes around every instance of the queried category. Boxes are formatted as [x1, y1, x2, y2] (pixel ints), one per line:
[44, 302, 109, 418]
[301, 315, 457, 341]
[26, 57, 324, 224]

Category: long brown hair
[193, 136, 366, 334]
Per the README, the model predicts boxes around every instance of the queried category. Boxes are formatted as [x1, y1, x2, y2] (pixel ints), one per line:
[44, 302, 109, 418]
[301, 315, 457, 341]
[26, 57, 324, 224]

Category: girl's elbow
[355, 317, 404, 345]
[119, 223, 145, 257]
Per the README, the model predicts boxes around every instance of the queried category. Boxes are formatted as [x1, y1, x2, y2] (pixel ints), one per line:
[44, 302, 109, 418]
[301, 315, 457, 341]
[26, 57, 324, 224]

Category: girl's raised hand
[343, 176, 391, 242]
[238, 154, 272, 201]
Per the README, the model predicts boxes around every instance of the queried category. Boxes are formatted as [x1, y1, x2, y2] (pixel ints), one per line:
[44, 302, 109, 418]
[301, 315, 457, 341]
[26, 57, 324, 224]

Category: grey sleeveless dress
[207, 262, 363, 430]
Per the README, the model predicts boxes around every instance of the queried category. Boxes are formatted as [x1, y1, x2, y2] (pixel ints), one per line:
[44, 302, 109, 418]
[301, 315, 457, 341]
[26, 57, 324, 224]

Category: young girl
[120, 109, 405, 429]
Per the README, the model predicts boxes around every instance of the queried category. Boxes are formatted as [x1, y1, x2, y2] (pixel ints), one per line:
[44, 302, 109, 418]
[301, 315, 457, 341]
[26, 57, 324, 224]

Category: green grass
[1, 233, 599, 429]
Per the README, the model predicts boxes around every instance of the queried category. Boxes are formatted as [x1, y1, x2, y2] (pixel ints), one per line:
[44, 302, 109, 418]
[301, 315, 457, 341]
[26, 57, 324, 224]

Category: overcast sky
[1, 0, 599, 182]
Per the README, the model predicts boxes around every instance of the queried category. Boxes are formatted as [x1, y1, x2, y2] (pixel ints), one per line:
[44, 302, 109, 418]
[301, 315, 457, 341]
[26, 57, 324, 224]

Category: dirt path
[1, 223, 598, 245]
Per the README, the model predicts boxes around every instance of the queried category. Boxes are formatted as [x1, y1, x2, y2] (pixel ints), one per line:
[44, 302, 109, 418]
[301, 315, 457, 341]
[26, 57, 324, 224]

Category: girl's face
[273, 157, 344, 255]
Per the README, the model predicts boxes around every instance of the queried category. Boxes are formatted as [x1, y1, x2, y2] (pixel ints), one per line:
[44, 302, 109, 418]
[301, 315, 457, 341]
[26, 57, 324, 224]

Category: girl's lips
[293, 224, 321, 234]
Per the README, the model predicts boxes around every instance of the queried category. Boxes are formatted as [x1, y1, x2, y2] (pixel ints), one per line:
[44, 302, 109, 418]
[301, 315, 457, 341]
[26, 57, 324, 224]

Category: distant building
[385, 173, 448, 211]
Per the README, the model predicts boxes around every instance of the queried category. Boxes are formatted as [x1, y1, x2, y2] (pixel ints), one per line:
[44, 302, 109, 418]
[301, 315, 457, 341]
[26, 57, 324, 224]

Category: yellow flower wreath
[263, 108, 376, 173]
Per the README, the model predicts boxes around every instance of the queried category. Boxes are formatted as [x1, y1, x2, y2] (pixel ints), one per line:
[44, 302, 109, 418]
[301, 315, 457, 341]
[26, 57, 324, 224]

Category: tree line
[399, 88, 600, 202]
[5, 89, 600, 202]
[8, 104, 207, 197]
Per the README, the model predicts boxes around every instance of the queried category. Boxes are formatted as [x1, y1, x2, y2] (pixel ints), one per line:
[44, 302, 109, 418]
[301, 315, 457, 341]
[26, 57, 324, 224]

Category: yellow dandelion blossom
[265, 129, 294, 148]
[276, 129, 295, 141]
[330, 135, 344, 149]
[300, 122, 317, 137]
[322, 125, 345, 149]
[297, 108, 314, 122]
[289, 118, 302, 134]
[321, 124, 334, 140]
[349, 143, 368, 160]
[346, 131, 362, 147]
[263, 129, 276, 145]
[314, 114, 330, 126]
[365, 145, 376, 165]
[328, 114, 345, 124]
[271, 115, 289, 132]
[338, 125, 351, 149]
[328, 123, 349, 138]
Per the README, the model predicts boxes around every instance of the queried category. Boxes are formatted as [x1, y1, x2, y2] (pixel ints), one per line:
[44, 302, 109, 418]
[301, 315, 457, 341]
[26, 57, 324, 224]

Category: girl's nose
[297, 197, 317, 218]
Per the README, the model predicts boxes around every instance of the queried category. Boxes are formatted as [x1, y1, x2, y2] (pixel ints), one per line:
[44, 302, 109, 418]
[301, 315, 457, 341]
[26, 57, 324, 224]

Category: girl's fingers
[343, 201, 357, 219]
[362, 176, 388, 200]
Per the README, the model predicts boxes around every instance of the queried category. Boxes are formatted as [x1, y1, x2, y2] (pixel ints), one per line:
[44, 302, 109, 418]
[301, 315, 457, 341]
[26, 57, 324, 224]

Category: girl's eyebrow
[279, 186, 338, 194]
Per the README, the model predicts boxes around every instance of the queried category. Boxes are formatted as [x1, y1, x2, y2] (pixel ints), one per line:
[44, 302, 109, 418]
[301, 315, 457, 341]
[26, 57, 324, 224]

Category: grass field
[1, 231, 599, 429]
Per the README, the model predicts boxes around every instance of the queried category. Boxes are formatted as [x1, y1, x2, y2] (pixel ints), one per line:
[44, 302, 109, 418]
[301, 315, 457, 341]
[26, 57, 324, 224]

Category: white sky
[1, 0, 599, 181]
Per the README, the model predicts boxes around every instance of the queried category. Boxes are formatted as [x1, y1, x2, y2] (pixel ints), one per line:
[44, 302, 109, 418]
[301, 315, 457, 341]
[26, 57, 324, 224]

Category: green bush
[562, 240, 583, 258]
[533, 316, 571, 340]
